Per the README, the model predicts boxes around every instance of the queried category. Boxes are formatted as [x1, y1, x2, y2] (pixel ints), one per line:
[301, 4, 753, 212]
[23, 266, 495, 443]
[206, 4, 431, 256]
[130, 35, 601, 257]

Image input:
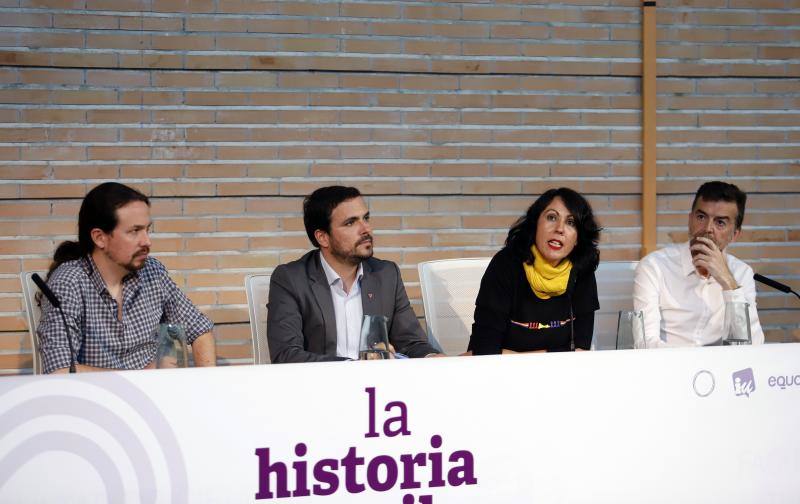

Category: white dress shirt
[319, 254, 364, 360]
[633, 241, 764, 348]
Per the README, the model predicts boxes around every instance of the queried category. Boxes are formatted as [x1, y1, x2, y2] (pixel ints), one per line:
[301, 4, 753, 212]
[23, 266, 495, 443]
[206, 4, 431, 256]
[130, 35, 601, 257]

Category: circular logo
[693, 370, 716, 397]
[0, 374, 188, 502]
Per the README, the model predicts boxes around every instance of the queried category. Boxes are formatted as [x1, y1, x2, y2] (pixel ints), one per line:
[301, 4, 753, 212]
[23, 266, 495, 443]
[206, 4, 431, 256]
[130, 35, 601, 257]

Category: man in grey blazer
[267, 186, 442, 363]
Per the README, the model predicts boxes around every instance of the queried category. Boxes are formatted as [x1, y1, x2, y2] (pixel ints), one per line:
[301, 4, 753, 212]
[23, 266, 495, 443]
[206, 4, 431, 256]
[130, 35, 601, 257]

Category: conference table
[1, 343, 798, 503]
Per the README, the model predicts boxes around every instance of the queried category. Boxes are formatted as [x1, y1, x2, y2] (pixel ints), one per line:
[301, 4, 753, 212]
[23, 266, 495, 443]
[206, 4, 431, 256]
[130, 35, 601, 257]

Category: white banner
[1, 344, 799, 503]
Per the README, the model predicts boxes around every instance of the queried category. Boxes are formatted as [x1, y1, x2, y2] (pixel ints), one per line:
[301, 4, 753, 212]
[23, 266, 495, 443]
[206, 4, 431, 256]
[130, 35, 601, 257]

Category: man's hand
[690, 236, 737, 290]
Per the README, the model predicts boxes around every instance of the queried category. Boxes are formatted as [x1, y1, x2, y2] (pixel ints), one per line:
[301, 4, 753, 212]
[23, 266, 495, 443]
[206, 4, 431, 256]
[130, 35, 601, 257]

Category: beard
[116, 248, 149, 272]
[330, 235, 373, 266]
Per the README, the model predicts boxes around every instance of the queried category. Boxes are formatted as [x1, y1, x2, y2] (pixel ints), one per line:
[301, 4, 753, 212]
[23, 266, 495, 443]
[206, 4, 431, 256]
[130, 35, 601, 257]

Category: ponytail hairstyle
[47, 182, 149, 279]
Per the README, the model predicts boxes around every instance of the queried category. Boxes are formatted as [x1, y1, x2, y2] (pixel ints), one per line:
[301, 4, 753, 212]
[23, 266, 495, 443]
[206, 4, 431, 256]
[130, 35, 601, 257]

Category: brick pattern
[0, 1, 798, 374]
[653, 73, 800, 347]
[0, 2, 797, 76]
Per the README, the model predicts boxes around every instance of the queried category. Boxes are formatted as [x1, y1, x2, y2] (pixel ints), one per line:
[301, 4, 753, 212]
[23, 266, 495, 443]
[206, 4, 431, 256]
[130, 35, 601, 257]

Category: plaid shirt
[37, 255, 213, 374]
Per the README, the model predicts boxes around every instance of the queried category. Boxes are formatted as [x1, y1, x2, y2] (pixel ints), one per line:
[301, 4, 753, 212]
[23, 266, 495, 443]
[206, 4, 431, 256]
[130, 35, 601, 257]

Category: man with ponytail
[37, 182, 216, 373]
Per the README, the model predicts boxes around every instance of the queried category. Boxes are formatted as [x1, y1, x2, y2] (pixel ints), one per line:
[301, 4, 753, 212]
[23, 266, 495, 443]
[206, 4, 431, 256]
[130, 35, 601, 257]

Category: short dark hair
[691, 181, 747, 230]
[303, 186, 362, 248]
[48, 182, 150, 277]
[506, 187, 602, 273]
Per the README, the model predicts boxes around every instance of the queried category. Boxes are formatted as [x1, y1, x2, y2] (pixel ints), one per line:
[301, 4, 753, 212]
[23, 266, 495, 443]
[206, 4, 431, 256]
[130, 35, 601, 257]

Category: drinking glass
[723, 301, 751, 345]
[617, 310, 645, 349]
[156, 323, 189, 368]
[359, 315, 392, 360]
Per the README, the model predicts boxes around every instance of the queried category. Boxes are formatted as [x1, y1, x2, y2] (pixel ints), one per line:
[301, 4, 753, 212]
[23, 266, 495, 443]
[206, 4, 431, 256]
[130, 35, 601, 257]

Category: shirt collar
[318, 252, 363, 288]
[82, 254, 110, 295]
[83, 254, 140, 296]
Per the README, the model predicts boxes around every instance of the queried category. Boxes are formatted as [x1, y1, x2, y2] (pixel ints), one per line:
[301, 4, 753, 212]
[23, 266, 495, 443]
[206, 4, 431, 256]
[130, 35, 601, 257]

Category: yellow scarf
[524, 246, 573, 300]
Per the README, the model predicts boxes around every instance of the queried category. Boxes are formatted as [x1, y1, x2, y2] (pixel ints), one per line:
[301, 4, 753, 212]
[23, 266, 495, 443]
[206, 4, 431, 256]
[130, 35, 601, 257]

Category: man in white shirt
[267, 186, 443, 362]
[633, 181, 764, 348]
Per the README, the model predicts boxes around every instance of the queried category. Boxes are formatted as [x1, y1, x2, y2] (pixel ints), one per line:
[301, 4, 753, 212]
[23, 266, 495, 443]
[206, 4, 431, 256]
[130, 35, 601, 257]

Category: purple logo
[733, 368, 756, 398]
[0, 374, 188, 503]
[254, 387, 478, 502]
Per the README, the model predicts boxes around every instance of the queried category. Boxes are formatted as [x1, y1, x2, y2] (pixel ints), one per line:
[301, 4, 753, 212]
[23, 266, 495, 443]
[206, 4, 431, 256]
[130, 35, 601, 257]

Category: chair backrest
[20, 271, 46, 374]
[592, 261, 639, 350]
[245, 274, 271, 365]
[417, 258, 491, 355]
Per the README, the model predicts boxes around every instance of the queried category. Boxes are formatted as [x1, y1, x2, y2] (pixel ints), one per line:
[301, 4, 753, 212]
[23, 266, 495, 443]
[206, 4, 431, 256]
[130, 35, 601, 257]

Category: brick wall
[0, 1, 797, 374]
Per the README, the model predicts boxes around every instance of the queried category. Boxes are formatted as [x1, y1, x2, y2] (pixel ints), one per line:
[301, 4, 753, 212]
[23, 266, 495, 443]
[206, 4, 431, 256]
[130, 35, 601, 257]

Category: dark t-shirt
[469, 247, 599, 354]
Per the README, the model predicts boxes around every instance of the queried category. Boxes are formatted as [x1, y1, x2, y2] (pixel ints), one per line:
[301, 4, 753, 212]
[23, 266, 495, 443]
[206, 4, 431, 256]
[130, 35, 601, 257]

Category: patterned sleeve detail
[37, 266, 83, 374]
[156, 260, 213, 344]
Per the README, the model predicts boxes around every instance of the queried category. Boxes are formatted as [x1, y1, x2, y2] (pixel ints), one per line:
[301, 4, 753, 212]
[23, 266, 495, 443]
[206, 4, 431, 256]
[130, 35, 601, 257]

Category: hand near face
[690, 236, 737, 290]
[687, 197, 741, 290]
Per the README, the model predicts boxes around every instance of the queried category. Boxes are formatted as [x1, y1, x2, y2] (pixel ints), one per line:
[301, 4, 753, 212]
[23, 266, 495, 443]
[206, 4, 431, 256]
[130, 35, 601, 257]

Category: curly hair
[505, 187, 601, 273]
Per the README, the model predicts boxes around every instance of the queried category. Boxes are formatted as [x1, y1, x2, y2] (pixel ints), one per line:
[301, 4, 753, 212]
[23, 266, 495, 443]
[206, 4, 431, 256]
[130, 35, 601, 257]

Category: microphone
[754, 273, 800, 300]
[31, 273, 77, 373]
[31, 273, 60, 307]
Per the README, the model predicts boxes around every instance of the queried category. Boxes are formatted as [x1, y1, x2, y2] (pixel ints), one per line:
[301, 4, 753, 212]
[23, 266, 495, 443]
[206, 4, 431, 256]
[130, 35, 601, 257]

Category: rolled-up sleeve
[37, 275, 83, 374]
[160, 268, 213, 344]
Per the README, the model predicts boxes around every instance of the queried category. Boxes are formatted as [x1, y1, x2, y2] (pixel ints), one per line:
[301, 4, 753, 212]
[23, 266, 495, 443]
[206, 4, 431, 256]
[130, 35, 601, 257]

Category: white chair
[591, 261, 639, 350]
[245, 274, 271, 365]
[20, 271, 46, 374]
[417, 258, 491, 355]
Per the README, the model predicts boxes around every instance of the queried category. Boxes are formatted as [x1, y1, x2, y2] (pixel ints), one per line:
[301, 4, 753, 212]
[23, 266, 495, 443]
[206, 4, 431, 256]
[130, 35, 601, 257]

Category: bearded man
[267, 186, 442, 363]
[38, 182, 215, 373]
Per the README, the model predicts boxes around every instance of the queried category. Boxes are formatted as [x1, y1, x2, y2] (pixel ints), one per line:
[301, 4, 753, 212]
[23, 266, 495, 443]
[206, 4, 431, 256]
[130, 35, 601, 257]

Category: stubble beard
[331, 236, 373, 266]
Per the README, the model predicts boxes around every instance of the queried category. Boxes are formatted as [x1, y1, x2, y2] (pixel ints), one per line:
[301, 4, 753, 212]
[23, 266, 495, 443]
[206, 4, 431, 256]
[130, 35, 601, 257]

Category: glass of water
[156, 323, 189, 368]
[359, 315, 392, 360]
[723, 301, 751, 345]
[617, 310, 645, 350]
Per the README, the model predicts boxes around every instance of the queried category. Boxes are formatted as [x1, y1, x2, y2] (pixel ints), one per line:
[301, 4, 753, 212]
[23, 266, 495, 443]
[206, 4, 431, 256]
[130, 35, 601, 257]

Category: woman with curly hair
[469, 188, 602, 354]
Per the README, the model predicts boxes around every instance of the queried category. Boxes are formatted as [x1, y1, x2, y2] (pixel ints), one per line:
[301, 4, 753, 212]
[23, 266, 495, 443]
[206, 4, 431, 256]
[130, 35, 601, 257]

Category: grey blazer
[267, 250, 438, 363]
